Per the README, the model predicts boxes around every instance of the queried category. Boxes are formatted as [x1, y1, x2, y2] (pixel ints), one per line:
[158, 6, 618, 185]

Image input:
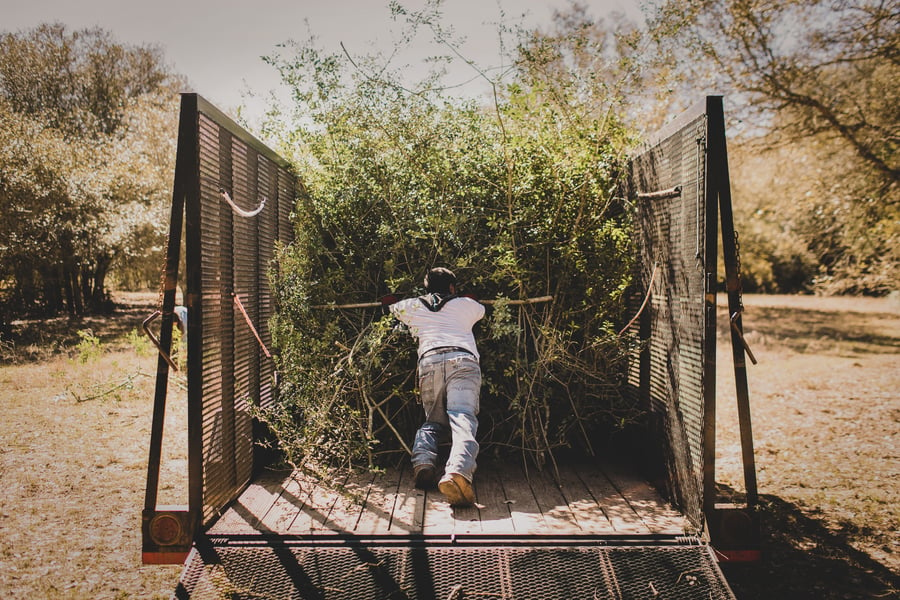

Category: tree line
[0, 23, 180, 326]
[662, 0, 898, 294]
[0, 0, 896, 334]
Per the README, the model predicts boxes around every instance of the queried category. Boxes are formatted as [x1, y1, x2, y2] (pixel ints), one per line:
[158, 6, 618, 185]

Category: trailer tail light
[142, 506, 193, 565]
[709, 504, 761, 562]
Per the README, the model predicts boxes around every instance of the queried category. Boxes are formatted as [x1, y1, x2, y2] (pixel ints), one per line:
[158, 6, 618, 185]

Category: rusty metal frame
[625, 96, 758, 558]
[142, 94, 197, 564]
[142, 93, 296, 564]
[708, 99, 758, 509]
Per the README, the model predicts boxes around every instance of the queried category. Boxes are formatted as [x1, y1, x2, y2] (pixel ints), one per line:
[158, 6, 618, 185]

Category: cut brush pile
[255, 20, 644, 474]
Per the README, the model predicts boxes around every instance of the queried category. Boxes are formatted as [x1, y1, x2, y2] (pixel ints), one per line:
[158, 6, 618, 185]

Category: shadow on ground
[0, 295, 155, 363]
[722, 493, 898, 600]
[718, 305, 900, 356]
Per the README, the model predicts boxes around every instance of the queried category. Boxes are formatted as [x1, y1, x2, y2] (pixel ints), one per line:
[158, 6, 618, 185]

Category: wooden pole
[483, 295, 553, 306]
[312, 295, 553, 309]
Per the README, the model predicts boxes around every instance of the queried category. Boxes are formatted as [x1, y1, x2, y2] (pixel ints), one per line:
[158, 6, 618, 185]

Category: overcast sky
[3, 0, 646, 123]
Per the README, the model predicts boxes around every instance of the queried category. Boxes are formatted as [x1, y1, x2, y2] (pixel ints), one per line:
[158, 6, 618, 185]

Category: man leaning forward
[388, 267, 484, 507]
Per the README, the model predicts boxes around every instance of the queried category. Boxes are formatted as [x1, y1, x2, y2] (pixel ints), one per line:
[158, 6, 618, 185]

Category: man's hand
[380, 294, 400, 306]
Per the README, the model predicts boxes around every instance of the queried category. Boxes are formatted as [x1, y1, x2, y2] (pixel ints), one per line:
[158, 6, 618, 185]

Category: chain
[734, 230, 744, 312]
[730, 229, 757, 364]
[695, 118, 707, 262]
[155, 230, 171, 311]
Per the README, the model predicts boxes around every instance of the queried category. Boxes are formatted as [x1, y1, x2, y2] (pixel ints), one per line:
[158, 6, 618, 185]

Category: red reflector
[142, 551, 190, 565]
[149, 513, 184, 546]
[716, 549, 762, 563]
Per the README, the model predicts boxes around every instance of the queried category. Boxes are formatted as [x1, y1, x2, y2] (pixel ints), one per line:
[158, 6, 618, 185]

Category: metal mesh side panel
[625, 105, 711, 528]
[174, 544, 735, 600]
[230, 137, 257, 501]
[198, 115, 237, 518]
[188, 100, 296, 525]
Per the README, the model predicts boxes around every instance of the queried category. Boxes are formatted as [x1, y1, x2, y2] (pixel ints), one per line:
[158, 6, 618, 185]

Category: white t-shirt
[390, 296, 485, 360]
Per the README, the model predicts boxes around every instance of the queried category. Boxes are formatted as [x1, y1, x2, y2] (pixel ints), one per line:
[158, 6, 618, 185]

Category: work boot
[438, 472, 475, 507]
[413, 464, 437, 490]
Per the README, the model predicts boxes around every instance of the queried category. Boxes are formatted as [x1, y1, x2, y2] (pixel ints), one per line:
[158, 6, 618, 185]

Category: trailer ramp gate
[175, 536, 735, 600]
[624, 96, 759, 558]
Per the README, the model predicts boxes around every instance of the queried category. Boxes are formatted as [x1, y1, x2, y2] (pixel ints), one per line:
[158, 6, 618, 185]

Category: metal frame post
[142, 93, 199, 564]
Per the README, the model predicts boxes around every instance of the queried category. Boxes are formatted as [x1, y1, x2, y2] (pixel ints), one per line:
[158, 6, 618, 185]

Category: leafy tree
[0, 102, 80, 316]
[0, 24, 180, 317]
[259, 1, 639, 471]
[515, 2, 686, 137]
[730, 120, 899, 294]
[0, 23, 169, 139]
[658, 0, 898, 185]
[726, 139, 821, 293]
[655, 0, 899, 293]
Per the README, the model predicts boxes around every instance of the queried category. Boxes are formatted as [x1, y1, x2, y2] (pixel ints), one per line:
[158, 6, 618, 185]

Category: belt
[419, 346, 475, 360]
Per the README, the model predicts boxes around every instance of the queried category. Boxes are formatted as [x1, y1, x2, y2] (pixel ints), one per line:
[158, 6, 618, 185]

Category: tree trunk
[65, 261, 84, 316]
[80, 262, 92, 312]
[85, 254, 112, 313]
[13, 262, 38, 314]
[43, 264, 65, 315]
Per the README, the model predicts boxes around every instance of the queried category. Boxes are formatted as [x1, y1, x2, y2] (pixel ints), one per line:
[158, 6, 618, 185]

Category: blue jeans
[412, 351, 481, 482]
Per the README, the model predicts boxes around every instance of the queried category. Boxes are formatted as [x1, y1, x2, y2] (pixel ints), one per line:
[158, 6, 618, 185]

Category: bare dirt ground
[715, 294, 899, 599]
[0, 293, 187, 599]
[0, 292, 897, 599]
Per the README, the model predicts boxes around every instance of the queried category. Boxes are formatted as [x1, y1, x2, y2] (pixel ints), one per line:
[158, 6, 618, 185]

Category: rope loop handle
[618, 263, 660, 337]
[220, 188, 266, 218]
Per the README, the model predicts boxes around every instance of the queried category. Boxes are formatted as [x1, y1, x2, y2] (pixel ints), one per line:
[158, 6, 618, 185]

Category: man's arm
[459, 297, 485, 325]
[389, 297, 420, 326]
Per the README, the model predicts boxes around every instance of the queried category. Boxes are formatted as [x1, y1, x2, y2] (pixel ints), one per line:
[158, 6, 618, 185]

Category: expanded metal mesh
[624, 99, 719, 528]
[184, 96, 296, 525]
[174, 543, 735, 600]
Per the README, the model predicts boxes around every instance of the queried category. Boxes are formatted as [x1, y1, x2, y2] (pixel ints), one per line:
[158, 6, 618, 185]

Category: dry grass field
[714, 294, 899, 599]
[0, 294, 186, 599]
[0, 292, 897, 599]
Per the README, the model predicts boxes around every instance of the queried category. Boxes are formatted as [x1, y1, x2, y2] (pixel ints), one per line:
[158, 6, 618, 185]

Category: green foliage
[0, 23, 181, 318]
[729, 126, 899, 295]
[75, 329, 102, 363]
[125, 327, 152, 358]
[260, 3, 641, 471]
[0, 23, 169, 138]
[170, 324, 186, 373]
[659, 0, 899, 294]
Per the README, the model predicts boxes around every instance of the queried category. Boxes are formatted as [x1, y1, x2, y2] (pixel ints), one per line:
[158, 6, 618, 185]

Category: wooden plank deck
[207, 459, 690, 537]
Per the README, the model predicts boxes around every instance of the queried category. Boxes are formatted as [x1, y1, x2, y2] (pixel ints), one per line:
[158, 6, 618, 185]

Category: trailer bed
[207, 459, 691, 538]
[153, 95, 747, 598]
[177, 461, 736, 599]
